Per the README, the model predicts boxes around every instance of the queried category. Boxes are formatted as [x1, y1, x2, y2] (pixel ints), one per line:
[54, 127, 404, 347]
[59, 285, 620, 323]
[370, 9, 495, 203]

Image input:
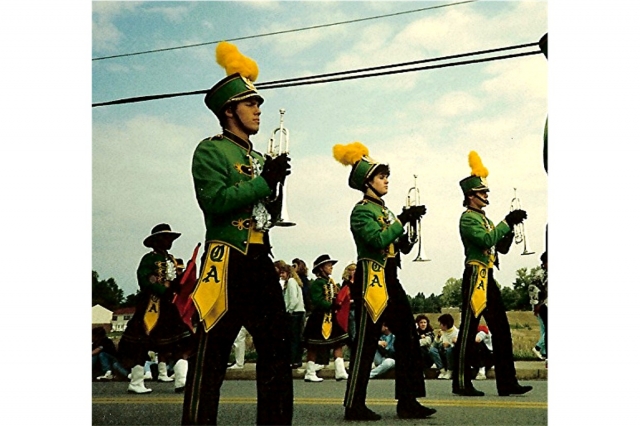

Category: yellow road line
[92, 397, 546, 410]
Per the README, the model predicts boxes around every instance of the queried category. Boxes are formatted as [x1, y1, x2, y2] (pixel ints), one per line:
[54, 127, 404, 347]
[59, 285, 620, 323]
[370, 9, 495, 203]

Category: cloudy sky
[92, 1, 548, 298]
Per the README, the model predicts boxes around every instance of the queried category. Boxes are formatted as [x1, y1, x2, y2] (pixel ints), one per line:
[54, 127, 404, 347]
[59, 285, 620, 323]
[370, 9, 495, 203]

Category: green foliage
[440, 277, 462, 309]
[408, 292, 442, 314]
[122, 291, 140, 308]
[92, 270, 124, 311]
[500, 266, 543, 311]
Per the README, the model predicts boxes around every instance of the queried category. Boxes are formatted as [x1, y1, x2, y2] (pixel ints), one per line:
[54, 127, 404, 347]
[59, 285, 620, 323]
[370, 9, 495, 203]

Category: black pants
[181, 244, 293, 425]
[452, 266, 519, 393]
[344, 258, 426, 410]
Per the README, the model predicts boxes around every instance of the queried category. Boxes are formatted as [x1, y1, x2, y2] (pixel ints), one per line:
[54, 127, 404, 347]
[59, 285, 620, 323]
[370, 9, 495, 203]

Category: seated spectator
[415, 315, 445, 377]
[370, 322, 396, 379]
[433, 313, 458, 380]
[92, 327, 129, 380]
[471, 325, 494, 380]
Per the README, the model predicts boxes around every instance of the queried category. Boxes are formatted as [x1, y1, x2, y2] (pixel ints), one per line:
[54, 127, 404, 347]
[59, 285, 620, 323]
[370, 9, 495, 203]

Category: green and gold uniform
[344, 195, 427, 410]
[182, 130, 293, 425]
[452, 207, 524, 395]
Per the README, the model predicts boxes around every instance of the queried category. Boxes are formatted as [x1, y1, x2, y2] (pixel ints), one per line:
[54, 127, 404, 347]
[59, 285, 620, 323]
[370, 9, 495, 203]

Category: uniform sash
[143, 294, 161, 335]
[468, 261, 489, 318]
[321, 278, 338, 339]
[191, 242, 231, 332]
[363, 260, 388, 323]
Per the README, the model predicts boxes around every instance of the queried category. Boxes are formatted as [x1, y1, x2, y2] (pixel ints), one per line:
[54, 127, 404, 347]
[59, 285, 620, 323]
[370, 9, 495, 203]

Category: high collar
[466, 206, 486, 216]
[363, 194, 385, 207]
[223, 128, 253, 152]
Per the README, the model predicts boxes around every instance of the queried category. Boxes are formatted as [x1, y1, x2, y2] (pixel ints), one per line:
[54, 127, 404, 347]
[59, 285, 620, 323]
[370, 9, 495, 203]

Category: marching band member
[118, 223, 194, 394]
[181, 42, 293, 425]
[333, 142, 436, 421]
[452, 151, 532, 397]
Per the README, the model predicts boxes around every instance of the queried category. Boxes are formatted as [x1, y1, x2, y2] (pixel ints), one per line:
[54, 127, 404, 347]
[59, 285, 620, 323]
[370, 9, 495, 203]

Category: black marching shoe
[344, 406, 382, 421]
[453, 387, 485, 397]
[498, 384, 533, 396]
[397, 398, 437, 419]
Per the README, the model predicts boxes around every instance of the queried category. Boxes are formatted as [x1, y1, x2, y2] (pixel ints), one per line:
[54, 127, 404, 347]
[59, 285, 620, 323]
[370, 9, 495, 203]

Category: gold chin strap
[191, 243, 231, 332]
[363, 260, 388, 323]
[468, 261, 489, 318]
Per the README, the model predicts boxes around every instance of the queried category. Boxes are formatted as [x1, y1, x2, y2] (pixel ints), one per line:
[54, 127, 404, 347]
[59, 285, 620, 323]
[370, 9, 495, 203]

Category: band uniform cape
[118, 251, 194, 364]
[304, 276, 350, 347]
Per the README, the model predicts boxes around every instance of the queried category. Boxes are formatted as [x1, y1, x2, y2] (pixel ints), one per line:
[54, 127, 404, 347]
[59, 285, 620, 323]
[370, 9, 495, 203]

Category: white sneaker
[437, 369, 446, 379]
[97, 370, 114, 381]
[442, 370, 452, 380]
[532, 346, 545, 360]
[476, 372, 486, 380]
[228, 363, 244, 370]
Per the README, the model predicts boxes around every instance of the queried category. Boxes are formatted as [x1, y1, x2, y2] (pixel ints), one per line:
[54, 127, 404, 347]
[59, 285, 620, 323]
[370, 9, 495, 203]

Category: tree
[92, 270, 124, 311]
[440, 277, 462, 309]
[498, 266, 543, 311]
[122, 291, 140, 308]
[409, 292, 426, 314]
[423, 293, 442, 313]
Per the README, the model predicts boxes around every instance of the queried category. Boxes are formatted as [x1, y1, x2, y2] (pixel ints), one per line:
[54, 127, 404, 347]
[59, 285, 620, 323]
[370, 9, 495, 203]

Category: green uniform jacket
[309, 277, 335, 312]
[137, 251, 176, 297]
[350, 195, 405, 267]
[192, 129, 272, 253]
[459, 207, 512, 267]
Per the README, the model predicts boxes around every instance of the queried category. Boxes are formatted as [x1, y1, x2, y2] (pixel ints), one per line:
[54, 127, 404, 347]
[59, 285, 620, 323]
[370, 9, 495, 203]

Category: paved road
[93, 379, 547, 425]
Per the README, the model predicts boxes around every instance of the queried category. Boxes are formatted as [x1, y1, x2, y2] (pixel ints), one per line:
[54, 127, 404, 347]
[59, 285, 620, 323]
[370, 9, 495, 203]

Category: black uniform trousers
[344, 258, 426, 410]
[453, 266, 519, 393]
[181, 244, 293, 425]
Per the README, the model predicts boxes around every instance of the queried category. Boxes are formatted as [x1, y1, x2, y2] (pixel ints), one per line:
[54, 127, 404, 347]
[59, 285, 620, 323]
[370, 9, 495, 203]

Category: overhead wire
[92, 0, 477, 61]
[92, 42, 543, 108]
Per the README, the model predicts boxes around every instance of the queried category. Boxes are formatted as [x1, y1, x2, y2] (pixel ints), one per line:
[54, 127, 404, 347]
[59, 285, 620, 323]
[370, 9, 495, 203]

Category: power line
[92, 42, 542, 108]
[92, 1, 477, 61]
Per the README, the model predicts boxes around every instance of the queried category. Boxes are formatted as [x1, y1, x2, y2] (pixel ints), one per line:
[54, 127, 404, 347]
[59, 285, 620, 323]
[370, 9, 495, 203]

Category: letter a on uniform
[191, 243, 230, 332]
[469, 262, 488, 317]
[363, 260, 388, 323]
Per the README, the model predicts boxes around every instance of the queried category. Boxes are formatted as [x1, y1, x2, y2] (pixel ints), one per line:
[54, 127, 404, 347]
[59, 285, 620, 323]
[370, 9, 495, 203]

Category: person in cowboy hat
[118, 223, 195, 394]
[182, 42, 292, 426]
[301, 254, 350, 383]
[333, 142, 436, 421]
[451, 151, 532, 397]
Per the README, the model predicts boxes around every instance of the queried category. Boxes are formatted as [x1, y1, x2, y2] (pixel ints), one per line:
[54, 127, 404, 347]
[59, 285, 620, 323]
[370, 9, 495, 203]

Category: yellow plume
[468, 151, 489, 178]
[333, 142, 369, 166]
[215, 41, 259, 82]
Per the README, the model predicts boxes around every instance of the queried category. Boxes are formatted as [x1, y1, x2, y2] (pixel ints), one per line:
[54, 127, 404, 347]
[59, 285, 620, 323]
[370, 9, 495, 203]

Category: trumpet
[405, 174, 431, 262]
[267, 108, 295, 227]
[510, 188, 534, 255]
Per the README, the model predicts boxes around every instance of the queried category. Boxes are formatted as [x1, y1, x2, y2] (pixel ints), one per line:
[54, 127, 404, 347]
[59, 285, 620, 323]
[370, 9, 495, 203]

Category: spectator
[228, 327, 249, 369]
[529, 251, 548, 362]
[434, 313, 458, 380]
[472, 325, 494, 380]
[292, 258, 312, 315]
[415, 315, 444, 377]
[92, 327, 129, 380]
[369, 323, 396, 379]
[275, 260, 306, 369]
[302, 255, 350, 382]
[339, 263, 357, 356]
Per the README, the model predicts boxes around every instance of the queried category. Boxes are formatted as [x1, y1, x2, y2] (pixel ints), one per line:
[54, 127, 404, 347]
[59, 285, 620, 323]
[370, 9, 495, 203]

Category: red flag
[335, 284, 351, 333]
[173, 243, 201, 332]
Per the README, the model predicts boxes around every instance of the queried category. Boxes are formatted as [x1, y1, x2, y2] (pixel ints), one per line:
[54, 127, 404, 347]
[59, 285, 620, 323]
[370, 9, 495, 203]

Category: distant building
[92, 304, 113, 332]
[111, 307, 136, 332]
